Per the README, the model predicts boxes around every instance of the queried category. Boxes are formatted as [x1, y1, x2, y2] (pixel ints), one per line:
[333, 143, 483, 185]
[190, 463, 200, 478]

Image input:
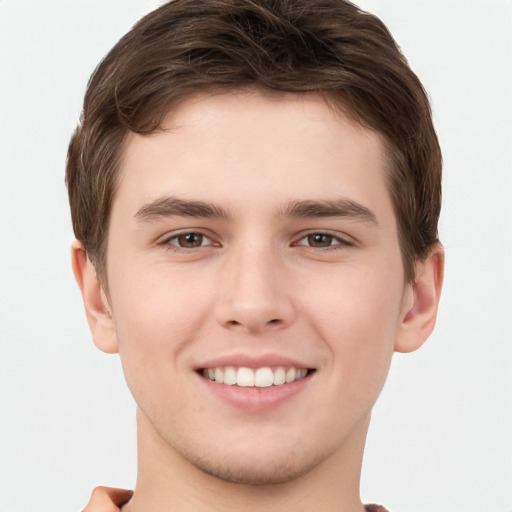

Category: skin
[82, 487, 133, 512]
[73, 89, 443, 512]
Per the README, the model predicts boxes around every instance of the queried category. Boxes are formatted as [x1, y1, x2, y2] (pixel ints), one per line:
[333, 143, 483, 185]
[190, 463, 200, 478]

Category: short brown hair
[66, 0, 442, 282]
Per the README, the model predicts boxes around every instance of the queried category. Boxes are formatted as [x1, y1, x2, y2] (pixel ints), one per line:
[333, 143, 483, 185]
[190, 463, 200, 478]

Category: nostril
[218, 312, 290, 333]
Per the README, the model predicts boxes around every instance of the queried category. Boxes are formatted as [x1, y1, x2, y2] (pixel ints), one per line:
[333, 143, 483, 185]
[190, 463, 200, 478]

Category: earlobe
[71, 240, 119, 354]
[394, 245, 444, 353]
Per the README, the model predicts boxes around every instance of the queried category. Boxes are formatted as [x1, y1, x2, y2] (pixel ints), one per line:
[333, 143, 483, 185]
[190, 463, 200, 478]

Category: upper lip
[197, 352, 315, 370]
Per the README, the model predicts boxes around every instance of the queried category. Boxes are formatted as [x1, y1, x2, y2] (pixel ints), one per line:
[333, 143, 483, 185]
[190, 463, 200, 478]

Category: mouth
[199, 366, 316, 388]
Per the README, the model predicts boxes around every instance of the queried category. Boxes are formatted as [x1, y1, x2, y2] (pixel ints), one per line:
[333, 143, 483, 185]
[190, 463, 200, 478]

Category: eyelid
[293, 229, 355, 248]
[158, 229, 220, 249]
[156, 228, 354, 251]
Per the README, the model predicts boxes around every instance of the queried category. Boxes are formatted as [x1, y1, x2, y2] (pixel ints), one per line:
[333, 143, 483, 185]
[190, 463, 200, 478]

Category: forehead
[120, 90, 387, 198]
[116, 89, 394, 225]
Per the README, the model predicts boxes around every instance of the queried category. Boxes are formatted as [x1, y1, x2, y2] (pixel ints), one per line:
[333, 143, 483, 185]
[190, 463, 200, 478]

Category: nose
[214, 244, 296, 334]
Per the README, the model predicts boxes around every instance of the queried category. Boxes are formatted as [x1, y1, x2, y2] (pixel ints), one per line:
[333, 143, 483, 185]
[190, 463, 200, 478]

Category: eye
[295, 232, 351, 249]
[167, 232, 214, 249]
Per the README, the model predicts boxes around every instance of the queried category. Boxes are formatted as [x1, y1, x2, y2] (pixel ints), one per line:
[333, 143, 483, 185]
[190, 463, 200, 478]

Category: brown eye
[173, 232, 206, 248]
[307, 233, 334, 247]
[295, 232, 351, 250]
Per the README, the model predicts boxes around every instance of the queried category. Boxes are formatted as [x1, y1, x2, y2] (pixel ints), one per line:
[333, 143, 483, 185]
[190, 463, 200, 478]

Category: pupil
[179, 233, 202, 247]
[309, 234, 332, 247]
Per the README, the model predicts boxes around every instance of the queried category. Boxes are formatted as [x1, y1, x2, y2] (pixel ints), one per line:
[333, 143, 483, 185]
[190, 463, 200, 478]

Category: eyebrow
[135, 196, 231, 222]
[280, 199, 378, 225]
[135, 196, 377, 225]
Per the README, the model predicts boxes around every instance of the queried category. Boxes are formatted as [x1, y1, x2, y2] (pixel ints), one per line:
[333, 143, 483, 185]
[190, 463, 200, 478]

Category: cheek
[112, 263, 211, 338]
[313, 260, 403, 335]
[310, 265, 403, 397]
[108, 269, 213, 398]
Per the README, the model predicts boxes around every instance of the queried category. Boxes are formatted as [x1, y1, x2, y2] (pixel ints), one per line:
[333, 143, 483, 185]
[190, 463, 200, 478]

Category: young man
[68, 1, 444, 510]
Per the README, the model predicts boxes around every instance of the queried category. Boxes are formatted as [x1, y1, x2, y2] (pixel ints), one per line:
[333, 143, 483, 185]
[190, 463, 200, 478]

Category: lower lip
[197, 372, 313, 411]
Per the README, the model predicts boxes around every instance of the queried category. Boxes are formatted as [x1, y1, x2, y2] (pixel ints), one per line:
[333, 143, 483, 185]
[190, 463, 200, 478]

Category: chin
[197, 462, 314, 485]
[186, 446, 324, 485]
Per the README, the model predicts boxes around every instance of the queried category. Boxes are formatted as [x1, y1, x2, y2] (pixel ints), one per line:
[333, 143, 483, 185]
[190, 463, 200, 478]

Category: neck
[123, 408, 368, 512]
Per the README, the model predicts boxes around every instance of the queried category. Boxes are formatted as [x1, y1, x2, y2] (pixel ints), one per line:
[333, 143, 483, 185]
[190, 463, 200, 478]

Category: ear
[394, 245, 444, 353]
[71, 240, 119, 354]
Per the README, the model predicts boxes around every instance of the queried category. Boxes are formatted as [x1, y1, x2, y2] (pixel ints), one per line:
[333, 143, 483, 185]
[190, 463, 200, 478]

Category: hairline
[90, 85, 416, 287]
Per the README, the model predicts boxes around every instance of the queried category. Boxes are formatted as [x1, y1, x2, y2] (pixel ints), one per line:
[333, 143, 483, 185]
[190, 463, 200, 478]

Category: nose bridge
[215, 238, 294, 333]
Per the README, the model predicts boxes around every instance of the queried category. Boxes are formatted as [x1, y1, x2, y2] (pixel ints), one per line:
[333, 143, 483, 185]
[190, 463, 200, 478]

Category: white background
[0, 1, 511, 511]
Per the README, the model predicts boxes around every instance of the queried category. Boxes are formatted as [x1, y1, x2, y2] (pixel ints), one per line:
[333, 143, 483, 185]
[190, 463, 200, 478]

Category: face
[84, 89, 428, 484]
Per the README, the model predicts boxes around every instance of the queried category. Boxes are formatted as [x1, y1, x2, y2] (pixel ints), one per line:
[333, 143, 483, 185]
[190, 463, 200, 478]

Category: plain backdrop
[0, 1, 511, 511]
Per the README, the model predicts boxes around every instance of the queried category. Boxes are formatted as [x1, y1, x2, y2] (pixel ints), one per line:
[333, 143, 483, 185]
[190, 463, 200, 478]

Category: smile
[201, 366, 312, 388]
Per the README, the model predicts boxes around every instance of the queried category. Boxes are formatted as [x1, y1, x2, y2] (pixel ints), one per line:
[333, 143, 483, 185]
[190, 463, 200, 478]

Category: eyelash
[159, 230, 353, 253]
[293, 231, 354, 251]
[160, 231, 217, 252]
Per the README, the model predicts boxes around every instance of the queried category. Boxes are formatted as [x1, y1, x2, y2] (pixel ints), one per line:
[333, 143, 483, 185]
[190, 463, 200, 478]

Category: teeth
[203, 366, 310, 387]
[254, 367, 273, 387]
[214, 367, 224, 384]
[223, 366, 237, 386]
[298, 368, 307, 379]
[285, 367, 296, 383]
[273, 367, 286, 385]
[237, 367, 255, 387]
